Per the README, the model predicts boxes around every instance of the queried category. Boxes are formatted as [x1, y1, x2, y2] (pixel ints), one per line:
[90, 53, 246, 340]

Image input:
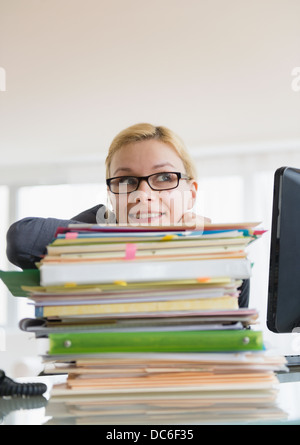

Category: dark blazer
[6, 204, 249, 307]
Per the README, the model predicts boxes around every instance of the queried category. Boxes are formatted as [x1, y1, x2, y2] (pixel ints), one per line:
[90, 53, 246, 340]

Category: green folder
[0, 269, 40, 297]
[48, 329, 264, 355]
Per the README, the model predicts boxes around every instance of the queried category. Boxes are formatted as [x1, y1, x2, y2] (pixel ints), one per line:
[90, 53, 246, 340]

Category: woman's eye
[157, 173, 173, 182]
[118, 177, 138, 187]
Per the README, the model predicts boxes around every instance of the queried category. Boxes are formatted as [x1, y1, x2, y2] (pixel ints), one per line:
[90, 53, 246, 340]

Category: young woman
[6, 123, 249, 306]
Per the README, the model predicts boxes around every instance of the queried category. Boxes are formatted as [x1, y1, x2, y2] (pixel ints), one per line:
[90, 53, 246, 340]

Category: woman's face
[108, 139, 198, 226]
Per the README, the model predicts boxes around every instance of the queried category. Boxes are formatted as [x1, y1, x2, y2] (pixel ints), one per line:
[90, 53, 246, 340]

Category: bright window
[196, 175, 244, 223]
[17, 183, 108, 220]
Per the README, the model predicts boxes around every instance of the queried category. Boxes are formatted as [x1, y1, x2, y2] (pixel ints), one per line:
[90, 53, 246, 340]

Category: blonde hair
[105, 123, 197, 180]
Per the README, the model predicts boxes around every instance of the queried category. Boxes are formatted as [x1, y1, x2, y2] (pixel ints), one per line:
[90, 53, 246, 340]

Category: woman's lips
[128, 211, 165, 223]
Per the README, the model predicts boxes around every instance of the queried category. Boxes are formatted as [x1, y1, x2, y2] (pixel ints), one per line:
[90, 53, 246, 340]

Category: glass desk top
[1, 371, 300, 425]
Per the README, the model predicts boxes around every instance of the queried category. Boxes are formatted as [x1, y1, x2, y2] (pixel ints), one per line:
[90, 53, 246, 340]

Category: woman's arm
[7, 217, 75, 269]
[6, 205, 104, 269]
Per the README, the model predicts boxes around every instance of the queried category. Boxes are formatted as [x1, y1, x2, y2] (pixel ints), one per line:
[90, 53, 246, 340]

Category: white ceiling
[0, 0, 300, 165]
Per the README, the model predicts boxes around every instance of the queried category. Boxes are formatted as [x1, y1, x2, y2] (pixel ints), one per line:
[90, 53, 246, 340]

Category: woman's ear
[188, 180, 198, 210]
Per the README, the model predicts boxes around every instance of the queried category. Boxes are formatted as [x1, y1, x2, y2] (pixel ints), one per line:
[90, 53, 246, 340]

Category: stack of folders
[1, 222, 288, 424]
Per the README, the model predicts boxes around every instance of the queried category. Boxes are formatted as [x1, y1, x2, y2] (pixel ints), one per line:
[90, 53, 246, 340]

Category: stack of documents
[44, 352, 287, 425]
[38, 222, 258, 286]
[0, 222, 288, 424]
[20, 222, 261, 336]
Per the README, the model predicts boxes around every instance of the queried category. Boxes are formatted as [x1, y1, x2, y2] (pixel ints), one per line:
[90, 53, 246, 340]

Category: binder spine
[48, 329, 263, 355]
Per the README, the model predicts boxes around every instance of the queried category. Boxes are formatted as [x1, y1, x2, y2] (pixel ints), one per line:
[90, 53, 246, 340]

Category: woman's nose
[136, 178, 152, 193]
[129, 179, 155, 203]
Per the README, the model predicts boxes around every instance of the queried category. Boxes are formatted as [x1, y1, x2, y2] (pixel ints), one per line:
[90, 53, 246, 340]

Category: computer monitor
[267, 166, 300, 333]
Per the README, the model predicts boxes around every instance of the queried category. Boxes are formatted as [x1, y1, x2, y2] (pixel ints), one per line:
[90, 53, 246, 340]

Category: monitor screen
[267, 166, 300, 333]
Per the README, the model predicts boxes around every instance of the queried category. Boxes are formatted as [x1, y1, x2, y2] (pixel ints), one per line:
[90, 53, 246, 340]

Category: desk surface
[1, 372, 300, 425]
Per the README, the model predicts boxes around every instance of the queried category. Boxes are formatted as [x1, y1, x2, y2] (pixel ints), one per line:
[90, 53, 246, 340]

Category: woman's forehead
[110, 139, 185, 176]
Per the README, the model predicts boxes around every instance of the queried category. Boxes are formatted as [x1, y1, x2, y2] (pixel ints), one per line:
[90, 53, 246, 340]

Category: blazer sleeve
[6, 205, 104, 270]
[6, 217, 73, 269]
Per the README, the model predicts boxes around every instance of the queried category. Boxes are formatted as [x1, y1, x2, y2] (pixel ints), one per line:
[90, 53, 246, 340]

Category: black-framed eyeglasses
[106, 172, 191, 194]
